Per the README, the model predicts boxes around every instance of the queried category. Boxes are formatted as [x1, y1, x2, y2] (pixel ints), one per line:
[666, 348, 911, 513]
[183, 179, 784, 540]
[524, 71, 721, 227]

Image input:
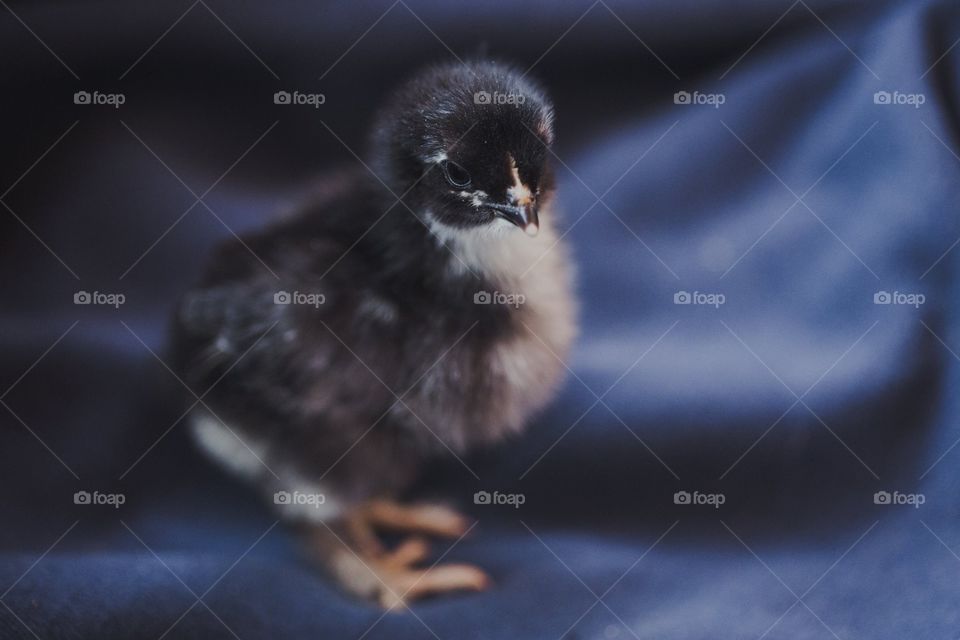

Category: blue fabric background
[2, 0, 959, 637]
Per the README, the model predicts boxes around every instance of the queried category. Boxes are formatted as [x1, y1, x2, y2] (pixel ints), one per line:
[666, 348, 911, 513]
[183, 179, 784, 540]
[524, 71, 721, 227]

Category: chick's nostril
[508, 183, 534, 207]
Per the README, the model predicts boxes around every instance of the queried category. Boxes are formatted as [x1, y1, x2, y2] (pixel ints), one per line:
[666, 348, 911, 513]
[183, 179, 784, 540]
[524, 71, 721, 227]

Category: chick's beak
[489, 202, 539, 237]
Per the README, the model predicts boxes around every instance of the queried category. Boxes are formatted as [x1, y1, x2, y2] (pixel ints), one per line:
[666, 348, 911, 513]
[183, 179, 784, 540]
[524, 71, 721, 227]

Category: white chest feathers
[434, 212, 578, 436]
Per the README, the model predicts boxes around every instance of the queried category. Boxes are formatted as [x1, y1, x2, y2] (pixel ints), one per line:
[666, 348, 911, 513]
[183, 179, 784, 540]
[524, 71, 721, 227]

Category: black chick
[172, 60, 576, 608]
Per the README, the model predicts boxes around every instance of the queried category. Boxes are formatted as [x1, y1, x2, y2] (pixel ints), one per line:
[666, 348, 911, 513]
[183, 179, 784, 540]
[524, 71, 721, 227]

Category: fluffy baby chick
[172, 60, 576, 608]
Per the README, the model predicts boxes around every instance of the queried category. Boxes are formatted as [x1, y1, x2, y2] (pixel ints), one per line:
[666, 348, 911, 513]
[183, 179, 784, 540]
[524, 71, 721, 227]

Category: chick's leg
[362, 498, 472, 538]
[303, 500, 489, 609]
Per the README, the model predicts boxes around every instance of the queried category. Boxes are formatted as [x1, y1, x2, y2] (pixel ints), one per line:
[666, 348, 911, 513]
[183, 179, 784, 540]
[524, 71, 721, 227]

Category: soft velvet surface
[2, 0, 959, 637]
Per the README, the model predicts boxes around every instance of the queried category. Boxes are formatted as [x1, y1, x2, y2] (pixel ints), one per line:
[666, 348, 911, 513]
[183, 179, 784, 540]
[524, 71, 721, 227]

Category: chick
[172, 60, 576, 608]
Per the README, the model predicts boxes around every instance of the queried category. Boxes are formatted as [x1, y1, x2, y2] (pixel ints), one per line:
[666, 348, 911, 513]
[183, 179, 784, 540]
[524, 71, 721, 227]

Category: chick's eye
[442, 161, 471, 188]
